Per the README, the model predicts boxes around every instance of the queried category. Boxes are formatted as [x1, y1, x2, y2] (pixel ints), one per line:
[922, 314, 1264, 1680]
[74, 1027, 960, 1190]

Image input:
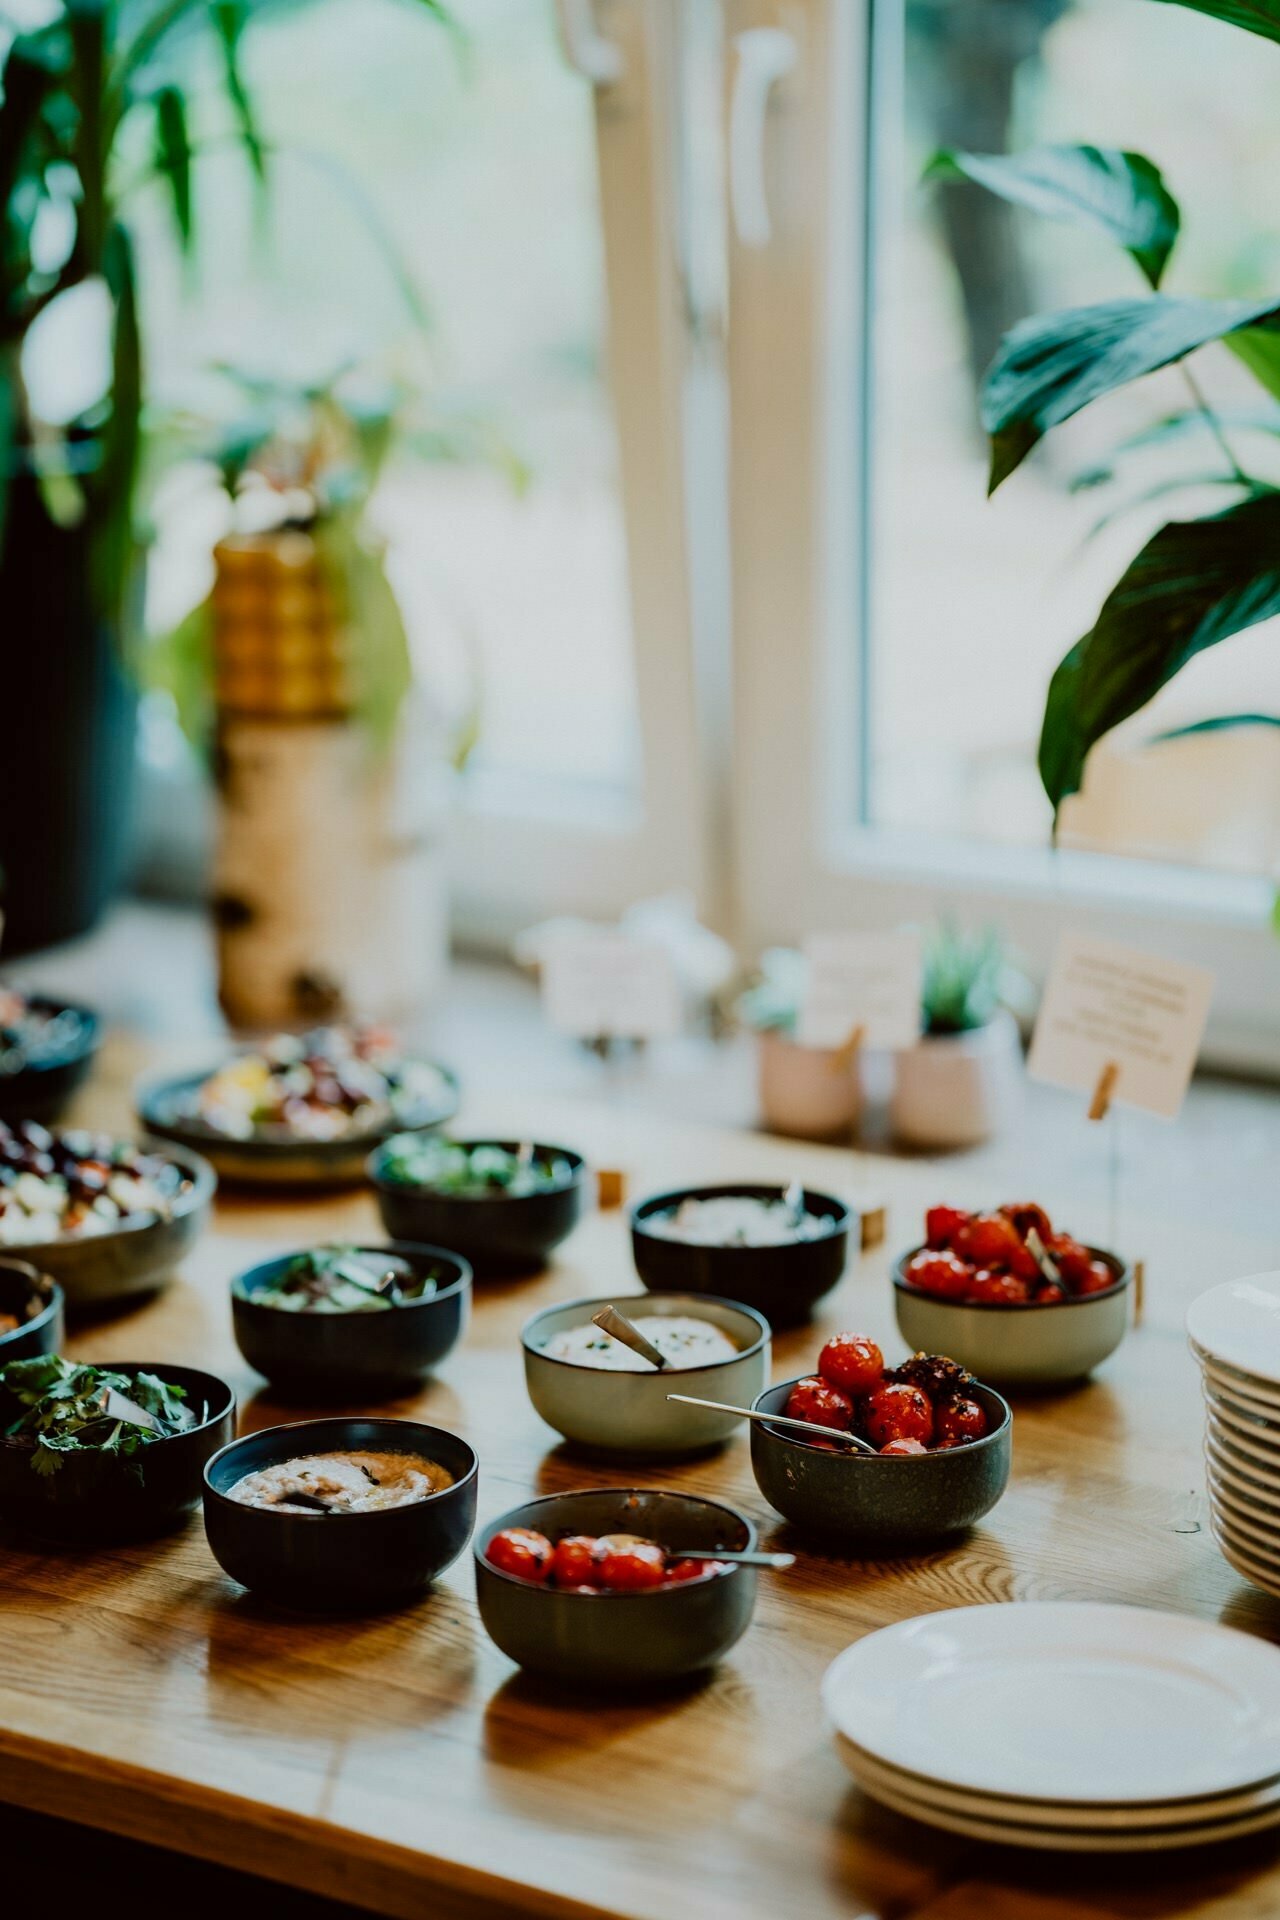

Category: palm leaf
[91, 220, 142, 626]
[152, 84, 193, 252]
[1148, 0, 1280, 45]
[212, 1, 266, 184]
[1153, 711, 1280, 740]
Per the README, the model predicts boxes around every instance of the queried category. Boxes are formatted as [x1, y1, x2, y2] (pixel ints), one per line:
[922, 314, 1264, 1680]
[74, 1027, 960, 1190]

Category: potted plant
[890, 924, 1024, 1151]
[737, 949, 863, 1141]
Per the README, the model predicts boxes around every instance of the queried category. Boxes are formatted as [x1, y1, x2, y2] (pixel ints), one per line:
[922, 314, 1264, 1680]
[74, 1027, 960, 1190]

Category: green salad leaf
[0, 1356, 192, 1477]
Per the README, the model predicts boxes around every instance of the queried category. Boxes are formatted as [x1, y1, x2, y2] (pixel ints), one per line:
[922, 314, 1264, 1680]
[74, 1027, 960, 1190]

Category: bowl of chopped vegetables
[0, 1121, 215, 1312]
[0, 1259, 63, 1363]
[0, 989, 99, 1126]
[369, 1137, 586, 1276]
[136, 1025, 459, 1188]
[0, 1355, 235, 1541]
[231, 1242, 472, 1399]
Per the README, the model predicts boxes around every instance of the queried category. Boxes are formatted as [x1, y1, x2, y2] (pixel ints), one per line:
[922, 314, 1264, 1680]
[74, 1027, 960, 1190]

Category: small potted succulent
[890, 924, 1024, 1151]
[736, 950, 862, 1142]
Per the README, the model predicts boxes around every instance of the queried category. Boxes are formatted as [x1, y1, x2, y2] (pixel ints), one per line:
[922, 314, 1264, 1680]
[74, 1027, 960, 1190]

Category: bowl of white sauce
[631, 1184, 850, 1327]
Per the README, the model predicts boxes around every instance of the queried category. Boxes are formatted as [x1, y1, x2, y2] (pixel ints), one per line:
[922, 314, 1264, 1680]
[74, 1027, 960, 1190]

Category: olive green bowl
[520, 1292, 770, 1457]
[893, 1245, 1131, 1387]
[474, 1487, 758, 1685]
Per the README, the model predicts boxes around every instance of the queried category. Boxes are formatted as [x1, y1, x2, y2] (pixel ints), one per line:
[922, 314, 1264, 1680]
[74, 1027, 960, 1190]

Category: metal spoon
[591, 1304, 668, 1370]
[666, 1392, 878, 1452]
[676, 1548, 796, 1569]
[782, 1177, 805, 1228]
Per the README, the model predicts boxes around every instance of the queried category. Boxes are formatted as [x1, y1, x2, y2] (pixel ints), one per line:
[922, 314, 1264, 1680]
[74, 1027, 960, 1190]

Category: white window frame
[449, 0, 719, 948]
[723, 0, 1280, 1073]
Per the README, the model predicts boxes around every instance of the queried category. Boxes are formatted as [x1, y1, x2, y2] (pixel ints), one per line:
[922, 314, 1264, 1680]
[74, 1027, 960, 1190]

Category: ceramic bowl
[231, 1243, 472, 1399]
[136, 1064, 459, 1189]
[0, 997, 99, 1125]
[749, 1378, 1011, 1549]
[10, 1143, 216, 1314]
[0, 1361, 234, 1542]
[0, 1259, 63, 1363]
[203, 1417, 479, 1612]
[474, 1487, 758, 1684]
[631, 1184, 849, 1328]
[893, 1246, 1130, 1387]
[521, 1292, 769, 1457]
[369, 1139, 586, 1276]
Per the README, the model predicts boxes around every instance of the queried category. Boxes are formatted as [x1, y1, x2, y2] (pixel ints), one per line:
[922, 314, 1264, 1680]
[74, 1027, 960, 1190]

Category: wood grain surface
[1, 1031, 1279, 1919]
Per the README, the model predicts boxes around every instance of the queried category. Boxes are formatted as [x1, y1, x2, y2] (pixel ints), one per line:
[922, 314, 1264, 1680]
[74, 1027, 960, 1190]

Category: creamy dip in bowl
[228, 1448, 453, 1514]
[543, 1314, 738, 1372]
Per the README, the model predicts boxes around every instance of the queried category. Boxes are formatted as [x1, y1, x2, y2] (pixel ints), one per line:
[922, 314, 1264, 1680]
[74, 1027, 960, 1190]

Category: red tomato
[550, 1535, 601, 1588]
[665, 1558, 730, 1584]
[1000, 1201, 1053, 1243]
[818, 1332, 884, 1396]
[1048, 1234, 1093, 1286]
[965, 1271, 1031, 1306]
[1033, 1280, 1067, 1304]
[597, 1541, 667, 1591]
[935, 1395, 989, 1447]
[902, 1249, 972, 1300]
[785, 1375, 855, 1431]
[957, 1212, 1039, 1280]
[861, 1382, 934, 1449]
[1076, 1259, 1118, 1296]
[925, 1205, 970, 1250]
[487, 1527, 553, 1582]
[879, 1437, 928, 1457]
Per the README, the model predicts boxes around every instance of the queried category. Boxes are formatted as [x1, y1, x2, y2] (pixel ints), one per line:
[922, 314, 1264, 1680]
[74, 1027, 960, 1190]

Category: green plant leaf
[927, 145, 1179, 288]
[1226, 327, 1280, 401]
[152, 84, 192, 252]
[90, 220, 141, 628]
[1069, 404, 1280, 489]
[212, 1, 266, 185]
[1148, 0, 1280, 45]
[1039, 488, 1280, 810]
[983, 293, 1280, 492]
[1153, 711, 1280, 740]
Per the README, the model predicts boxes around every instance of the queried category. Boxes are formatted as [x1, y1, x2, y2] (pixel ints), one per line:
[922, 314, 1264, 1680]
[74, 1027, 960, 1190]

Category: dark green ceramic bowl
[475, 1487, 758, 1684]
[0, 1259, 63, 1363]
[750, 1378, 1011, 1550]
[370, 1139, 586, 1276]
[631, 1184, 849, 1328]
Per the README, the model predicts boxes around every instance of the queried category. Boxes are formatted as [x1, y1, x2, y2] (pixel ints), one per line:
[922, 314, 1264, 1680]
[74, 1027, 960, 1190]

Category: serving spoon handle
[665, 1393, 878, 1453]
[677, 1548, 796, 1569]
[591, 1305, 668, 1370]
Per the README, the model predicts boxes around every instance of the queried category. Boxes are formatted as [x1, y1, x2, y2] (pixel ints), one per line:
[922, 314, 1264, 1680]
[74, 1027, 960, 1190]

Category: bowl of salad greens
[0, 1355, 235, 1540]
[231, 1242, 471, 1399]
[368, 1137, 586, 1276]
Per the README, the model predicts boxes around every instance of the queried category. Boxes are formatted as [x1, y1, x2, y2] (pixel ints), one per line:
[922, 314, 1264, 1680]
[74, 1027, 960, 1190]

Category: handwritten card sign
[541, 934, 682, 1042]
[1028, 933, 1213, 1120]
[797, 930, 923, 1051]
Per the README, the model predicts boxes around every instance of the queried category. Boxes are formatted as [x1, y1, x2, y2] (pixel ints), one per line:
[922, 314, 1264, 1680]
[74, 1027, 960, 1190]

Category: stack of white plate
[823, 1603, 1280, 1850]
[1188, 1270, 1280, 1598]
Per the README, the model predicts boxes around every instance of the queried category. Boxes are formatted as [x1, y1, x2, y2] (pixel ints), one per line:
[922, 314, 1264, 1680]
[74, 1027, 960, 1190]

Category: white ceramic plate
[834, 1733, 1280, 1830]
[1206, 1469, 1280, 1543]
[822, 1603, 1280, 1803]
[1204, 1389, 1280, 1447]
[1199, 1356, 1280, 1413]
[1206, 1433, 1280, 1509]
[1213, 1508, 1280, 1571]
[1213, 1523, 1280, 1599]
[1188, 1274, 1280, 1388]
[842, 1757, 1280, 1853]
[1205, 1409, 1280, 1474]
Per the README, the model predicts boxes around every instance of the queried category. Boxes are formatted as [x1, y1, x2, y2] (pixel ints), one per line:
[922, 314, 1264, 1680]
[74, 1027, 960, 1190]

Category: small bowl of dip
[521, 1292, 770, 1457]
[631, 1184, 849, 1327]
[202, 1416, 479, 1611]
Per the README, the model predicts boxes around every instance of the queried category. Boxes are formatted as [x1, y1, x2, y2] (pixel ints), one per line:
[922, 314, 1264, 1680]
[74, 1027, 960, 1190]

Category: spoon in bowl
[591, 1305, 668, 1370]
[665, 1392, 878, 1452]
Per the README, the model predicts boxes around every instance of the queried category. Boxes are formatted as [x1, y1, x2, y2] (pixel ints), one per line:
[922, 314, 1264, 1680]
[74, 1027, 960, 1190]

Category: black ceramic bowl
[231, 1243, 472, 1399]
[369, 1139, 586, 1277]
[0, 1259, 63, 1363]
[0, 996, 99, 1125]
[474, 1487, 758, 1685]
[631, 1184, 849, 1328]
[136, 1062, 459, 1189]
[203, 1417, 478, 1611]
[749, 1378, 1011, 1550]
[0, 1361, 234, 1543]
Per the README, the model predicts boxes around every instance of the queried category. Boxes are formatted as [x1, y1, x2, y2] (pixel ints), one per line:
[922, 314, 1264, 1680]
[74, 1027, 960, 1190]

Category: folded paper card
[797, 930, 923, 1051]
[541, 934, 682, 1042]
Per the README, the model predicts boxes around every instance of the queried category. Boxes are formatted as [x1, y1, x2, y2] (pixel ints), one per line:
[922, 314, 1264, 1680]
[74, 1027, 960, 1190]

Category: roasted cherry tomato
[665, 1557, 729, 1584]
[550, 1535, 601, 1588]
[1033, 1279, 1067, 1304]
[925, 1205, 970, 1250]
[902, 1249, 972, 1300]
[1047, 1233, 1093, 1287]
[1000, 1201, 1053, 1243]
[818, 1332, 884, 1396]
[935, 1394, 989, 1448]
[596, 1540, 667, 1591]
[1076, 1259, 1118, 1296]
[965, 1270, 1031, 1306]
[879, 1436, 928, 1457]
[958, 1212, 1039, 1280]
[785, 1375, 855, 1431]
[861, 1381, 934, 1449]
[487, 1527, 554, 1582]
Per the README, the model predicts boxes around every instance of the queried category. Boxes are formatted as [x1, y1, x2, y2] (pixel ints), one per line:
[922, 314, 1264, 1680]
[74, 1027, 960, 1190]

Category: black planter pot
[0, 476, 137, 954]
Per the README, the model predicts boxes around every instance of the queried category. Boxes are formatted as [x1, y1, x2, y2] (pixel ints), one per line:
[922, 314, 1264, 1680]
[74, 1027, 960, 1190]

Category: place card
[796, 930, 923, 1051]
[1027, 932, 1213, 1120]
[541, 934, 682, 1042]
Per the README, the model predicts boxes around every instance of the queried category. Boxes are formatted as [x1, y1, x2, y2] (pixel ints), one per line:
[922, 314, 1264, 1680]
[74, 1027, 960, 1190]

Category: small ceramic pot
[890, 1009, 1023, 1151]
[756, 1029, 861, 1141]
[894, 1246, 1130, 1387]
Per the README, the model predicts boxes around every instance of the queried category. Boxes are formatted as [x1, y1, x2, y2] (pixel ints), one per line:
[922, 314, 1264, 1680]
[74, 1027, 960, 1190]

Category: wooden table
[2, 1039, 1279, 1920]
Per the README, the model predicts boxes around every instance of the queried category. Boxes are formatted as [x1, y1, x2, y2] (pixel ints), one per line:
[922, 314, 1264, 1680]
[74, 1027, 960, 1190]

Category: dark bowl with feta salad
[0, 1122, 215, 1313]
[0, 989, 99, 1125]
[136, 1025, 459, 1188]
[0, 1355, 235, 1541]
[369, 1137, 586, 1276]
[231, 1242, 472, 1399]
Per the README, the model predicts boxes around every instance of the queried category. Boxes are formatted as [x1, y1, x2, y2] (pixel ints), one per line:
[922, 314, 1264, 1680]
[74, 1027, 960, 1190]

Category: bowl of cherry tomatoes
[749, 1333, 1011, 1549]
[894, 1203, 1130, 1387]
[474, 1487, 758, 1683]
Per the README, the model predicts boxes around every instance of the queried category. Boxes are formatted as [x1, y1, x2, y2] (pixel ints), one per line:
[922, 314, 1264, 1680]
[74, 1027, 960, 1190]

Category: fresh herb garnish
[378, 1137, 573, 1197]
[0, 1356, 193, 1477]
[242, 1245, 432, 1313]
